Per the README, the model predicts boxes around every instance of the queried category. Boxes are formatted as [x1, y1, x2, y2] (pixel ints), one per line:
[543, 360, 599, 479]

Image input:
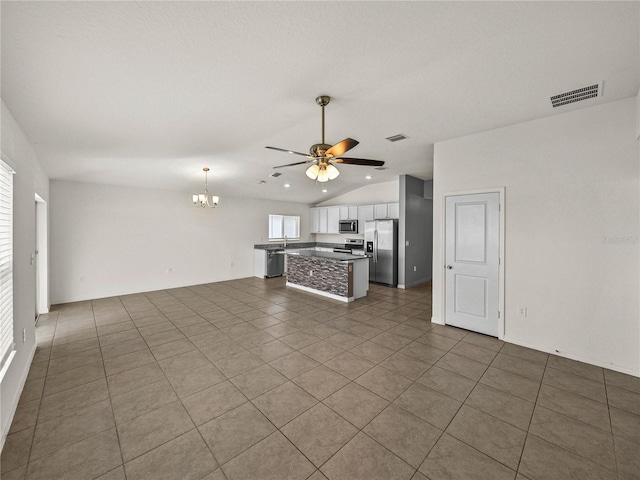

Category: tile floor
[1, 277, 639, 480]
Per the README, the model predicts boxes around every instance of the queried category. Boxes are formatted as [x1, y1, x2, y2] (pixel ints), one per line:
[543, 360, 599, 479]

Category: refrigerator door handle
[374, 230, 378, 263]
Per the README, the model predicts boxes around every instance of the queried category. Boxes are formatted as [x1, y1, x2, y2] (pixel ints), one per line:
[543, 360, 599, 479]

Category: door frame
[35, 194, 49, 316]
[439, 187, 505, 339]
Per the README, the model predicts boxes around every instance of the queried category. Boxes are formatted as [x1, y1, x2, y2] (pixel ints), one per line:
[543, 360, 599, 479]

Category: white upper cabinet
[387, 203, 399, 219]
[339, 205, 358, 220]
[327, 206, 340, 234]
[374, 203, 399, 219]
[358, 205, 374, 227]
[313, 202, 397, 234]
[374, 203, 388, 219]
[318, 207, 328, 233]
[310, 208, 319, 233]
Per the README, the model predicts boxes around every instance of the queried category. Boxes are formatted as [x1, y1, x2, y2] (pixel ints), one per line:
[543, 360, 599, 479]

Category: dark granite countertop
[286, 250, 369, 263]
[253, 242, 338, 251]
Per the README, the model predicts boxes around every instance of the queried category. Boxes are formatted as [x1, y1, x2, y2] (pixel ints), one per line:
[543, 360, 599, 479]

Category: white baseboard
[1, 344, 36, 451]
[503, 336, 640, 378]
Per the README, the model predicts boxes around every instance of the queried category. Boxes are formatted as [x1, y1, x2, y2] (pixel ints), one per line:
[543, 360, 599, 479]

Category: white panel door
[445, 193, 499, 336]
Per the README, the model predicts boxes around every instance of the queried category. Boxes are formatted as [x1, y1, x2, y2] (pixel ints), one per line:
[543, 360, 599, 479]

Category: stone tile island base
[285, 254, 369, 302]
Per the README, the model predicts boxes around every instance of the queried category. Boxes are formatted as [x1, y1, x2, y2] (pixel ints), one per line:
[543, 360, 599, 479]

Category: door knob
[446, 265, 453, 270]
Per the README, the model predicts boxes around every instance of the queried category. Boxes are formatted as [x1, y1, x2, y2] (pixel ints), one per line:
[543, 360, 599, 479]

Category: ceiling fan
[266, 96, 385, 182]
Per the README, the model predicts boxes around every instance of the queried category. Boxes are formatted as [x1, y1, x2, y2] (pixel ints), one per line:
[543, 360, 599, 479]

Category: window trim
[268, 214, 301, 241]
[0, 158, 15, 380]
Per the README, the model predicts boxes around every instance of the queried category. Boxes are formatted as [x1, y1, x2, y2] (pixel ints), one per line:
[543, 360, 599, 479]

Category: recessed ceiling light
[365, 175, 372, 180]
[284, 184, 290, 188]
[259, 180, 266, 185]
[322, 189, 327, 193]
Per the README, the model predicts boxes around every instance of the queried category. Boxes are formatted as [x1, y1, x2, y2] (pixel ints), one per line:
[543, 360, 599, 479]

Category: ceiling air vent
[550, 82, 602, 108]
[269, 172, 282, 178]
[385, 133, 408, 142]
[375, 166, 388, 171]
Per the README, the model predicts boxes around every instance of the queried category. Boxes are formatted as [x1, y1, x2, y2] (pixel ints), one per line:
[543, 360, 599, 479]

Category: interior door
[445, 193, 500, 336]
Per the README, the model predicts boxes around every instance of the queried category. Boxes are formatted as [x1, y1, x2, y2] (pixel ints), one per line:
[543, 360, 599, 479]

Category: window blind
[0, 159, 15, 373]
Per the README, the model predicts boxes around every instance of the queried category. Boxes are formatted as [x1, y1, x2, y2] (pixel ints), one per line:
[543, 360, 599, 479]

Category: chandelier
[192, 167, 219, 208]
[305, 161, 340, 183]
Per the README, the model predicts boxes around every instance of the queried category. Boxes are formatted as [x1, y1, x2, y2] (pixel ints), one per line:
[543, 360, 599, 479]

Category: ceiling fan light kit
[192, 167, 219, 208]
[266, 95, 384, 183]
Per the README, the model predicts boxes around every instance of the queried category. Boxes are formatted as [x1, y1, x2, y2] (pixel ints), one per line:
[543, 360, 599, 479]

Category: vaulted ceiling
[2, 1, 638, 204]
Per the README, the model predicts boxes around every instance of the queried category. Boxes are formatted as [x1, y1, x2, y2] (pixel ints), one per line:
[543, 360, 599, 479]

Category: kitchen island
[285, 250, 369, 302]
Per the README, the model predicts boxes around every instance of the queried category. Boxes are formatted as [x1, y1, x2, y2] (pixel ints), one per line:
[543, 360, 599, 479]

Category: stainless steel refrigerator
[365, 219, 398, 287]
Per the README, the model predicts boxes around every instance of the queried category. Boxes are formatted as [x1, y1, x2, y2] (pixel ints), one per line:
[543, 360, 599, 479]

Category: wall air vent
[385, 133, 408, 142]
[550, 82, 602, 108]
[269, 172, 282, 178]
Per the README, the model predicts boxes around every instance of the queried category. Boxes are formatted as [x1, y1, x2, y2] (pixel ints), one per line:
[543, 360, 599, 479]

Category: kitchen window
[268, 214, 300, 241]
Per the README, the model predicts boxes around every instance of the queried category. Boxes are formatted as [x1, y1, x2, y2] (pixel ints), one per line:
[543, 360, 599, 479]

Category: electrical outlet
[406, 241, 410, 247]
[518, 306, 527, 317]
[309, 270, 313, 276]
[413, 266, 417, 272]
[167, 268, 173, 274]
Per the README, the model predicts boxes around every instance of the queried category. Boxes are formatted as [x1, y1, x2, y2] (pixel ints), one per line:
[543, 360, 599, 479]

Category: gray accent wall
[399, 175, 433, 288]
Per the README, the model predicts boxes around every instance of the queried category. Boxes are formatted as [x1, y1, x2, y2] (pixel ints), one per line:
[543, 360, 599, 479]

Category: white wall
[50, 181, 311, 303]
[317, 180, 399, 207]
[0, 100, 50, 443]
[315, 179, 399, 243]
[433, 98, 639, 376]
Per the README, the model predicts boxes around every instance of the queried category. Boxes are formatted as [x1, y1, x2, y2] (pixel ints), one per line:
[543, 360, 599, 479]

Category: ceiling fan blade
[273, 160, 315, 169]
[325, 138, 359, 158]
[265, 146, 311, 157]
[332, 157, 385, 167]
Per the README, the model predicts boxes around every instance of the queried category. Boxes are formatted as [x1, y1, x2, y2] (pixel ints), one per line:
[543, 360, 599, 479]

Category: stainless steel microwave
[339, 220, 358, 234]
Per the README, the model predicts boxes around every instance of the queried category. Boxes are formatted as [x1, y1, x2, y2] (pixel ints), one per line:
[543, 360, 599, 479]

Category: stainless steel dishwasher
[266, 249, 285, 277]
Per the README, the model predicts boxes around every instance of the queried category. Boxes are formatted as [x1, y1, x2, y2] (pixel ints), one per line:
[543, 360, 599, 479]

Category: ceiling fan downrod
[316, 95, 330, 146]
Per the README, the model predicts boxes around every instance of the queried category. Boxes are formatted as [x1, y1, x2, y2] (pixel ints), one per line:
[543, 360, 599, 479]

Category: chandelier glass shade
[192, 167, 219, 208]
[306, 162, 340, 183]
